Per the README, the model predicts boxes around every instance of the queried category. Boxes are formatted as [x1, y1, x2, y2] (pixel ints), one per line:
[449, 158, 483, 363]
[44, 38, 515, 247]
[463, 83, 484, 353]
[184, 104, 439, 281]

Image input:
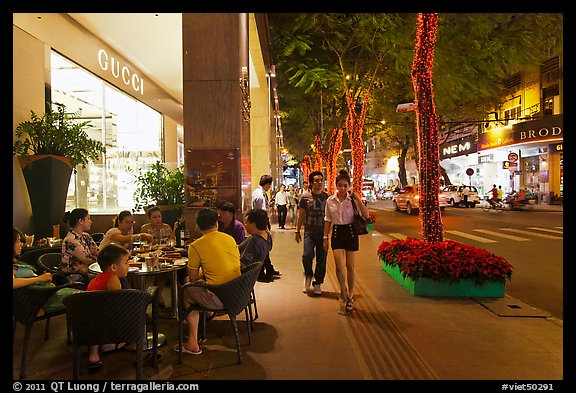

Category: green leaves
[133, 161, 185, 212]
[13, 102, 105, 169]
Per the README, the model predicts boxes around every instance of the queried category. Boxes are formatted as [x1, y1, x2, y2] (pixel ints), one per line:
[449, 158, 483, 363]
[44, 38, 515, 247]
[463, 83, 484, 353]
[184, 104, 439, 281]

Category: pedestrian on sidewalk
[252, 174, 280, 281]
[462, 186, 469, 208]
[275, 184, 288, 229]
[323, 169, 370, 314]
[287, 184, 298, 229]
[295, 170, 328, 296]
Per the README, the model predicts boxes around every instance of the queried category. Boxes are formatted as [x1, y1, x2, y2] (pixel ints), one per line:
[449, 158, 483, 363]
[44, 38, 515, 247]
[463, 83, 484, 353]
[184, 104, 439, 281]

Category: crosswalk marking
[388, 233, 407, 240]
[444, 230, 497, 243]
[473, 229, 530, 241]
[527, 227, 563, 234]
[501, 228, 563, 240]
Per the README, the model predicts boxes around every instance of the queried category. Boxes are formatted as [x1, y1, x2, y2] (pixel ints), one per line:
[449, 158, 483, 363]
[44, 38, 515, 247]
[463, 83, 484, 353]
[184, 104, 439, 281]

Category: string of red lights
[411, 13, 444, 243]
[345, 91, 370, 192]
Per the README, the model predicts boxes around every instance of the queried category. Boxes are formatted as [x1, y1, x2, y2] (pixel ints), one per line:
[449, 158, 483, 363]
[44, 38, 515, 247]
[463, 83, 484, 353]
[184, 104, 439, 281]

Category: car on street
[441, 184, 480, 208]
[393, 185, 448, 214]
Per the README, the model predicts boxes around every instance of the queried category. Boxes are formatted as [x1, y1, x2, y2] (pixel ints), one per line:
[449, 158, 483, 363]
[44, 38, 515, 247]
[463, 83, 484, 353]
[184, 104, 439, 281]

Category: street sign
[508, 152, 519, 163]
[466, 168, 474, 176]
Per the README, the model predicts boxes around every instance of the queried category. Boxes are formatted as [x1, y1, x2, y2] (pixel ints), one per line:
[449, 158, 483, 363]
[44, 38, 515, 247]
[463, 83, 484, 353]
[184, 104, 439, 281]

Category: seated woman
[140, 206, 175, 308]
[13, 228, 81, 316]
[100, 210, 154, 250]
[140, 206, 174, 246]
[60, 208, 100, 285]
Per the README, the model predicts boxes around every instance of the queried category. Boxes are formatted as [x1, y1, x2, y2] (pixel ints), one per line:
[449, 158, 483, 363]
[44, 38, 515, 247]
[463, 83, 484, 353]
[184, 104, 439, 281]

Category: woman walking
[323, 169, 369, 314]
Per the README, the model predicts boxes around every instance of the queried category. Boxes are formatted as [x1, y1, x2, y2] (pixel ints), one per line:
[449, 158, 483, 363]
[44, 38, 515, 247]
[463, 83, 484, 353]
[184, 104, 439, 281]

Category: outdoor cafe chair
[177, 262, 262, 364]
[63, 286, 159, 380]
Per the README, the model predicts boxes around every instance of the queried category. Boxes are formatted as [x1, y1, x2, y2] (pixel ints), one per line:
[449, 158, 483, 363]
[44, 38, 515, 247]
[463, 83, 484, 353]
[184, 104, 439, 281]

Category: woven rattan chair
[17, 248, 59, 273]
[63, 287, 159, 380]
[241, 263, 263, 328]
[90, 232, 105, 245]
[177, 262, 262, 364]
[13, 281, 84, 380]
[38, 253, 89, 289]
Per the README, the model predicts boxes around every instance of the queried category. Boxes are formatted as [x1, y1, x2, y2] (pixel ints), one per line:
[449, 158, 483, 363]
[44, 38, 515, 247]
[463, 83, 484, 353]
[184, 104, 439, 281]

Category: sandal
[88, 359, 103, 370]
[339, 300, 347, 315]
[173, 344, 202, 355]
[102, 342, 127, 355]
[346, 297, 354, 312]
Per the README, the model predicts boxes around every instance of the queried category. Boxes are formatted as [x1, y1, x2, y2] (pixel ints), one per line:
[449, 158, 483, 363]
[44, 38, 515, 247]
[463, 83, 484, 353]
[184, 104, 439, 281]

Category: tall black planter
[19, 155, 73, 239]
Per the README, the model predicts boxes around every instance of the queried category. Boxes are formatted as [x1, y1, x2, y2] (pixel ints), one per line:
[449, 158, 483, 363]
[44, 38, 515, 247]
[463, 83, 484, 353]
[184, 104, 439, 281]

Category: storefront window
[50, 51, 163, 214]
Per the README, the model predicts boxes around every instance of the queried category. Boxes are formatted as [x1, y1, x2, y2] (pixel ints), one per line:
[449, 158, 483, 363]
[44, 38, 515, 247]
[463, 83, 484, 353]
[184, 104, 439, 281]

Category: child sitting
[85, 243, 130, 369]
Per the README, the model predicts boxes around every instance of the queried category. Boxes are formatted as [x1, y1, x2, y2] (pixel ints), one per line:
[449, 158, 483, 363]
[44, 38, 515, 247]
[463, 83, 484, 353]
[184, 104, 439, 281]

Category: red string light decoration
[411, 13, 444, 243]
[301, 154, 312, 184]
[315, 128, 343, 195]
[345, 91, 370, 192]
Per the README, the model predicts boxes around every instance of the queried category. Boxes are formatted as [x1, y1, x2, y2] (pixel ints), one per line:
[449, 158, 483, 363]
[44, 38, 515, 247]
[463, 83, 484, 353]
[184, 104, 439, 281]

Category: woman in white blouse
[323, 169, 369, 315]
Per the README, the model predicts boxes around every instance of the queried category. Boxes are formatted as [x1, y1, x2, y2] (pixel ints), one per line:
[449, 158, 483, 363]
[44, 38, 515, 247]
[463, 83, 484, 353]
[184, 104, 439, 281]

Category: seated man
[175, 208, 241, 355]
[238, 209, 273, 268]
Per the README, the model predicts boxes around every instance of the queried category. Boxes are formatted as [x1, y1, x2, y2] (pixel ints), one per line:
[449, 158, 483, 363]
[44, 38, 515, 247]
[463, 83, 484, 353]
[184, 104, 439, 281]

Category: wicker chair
[242, 263, 263, 328]
[38, 252, 89, 289]
[63, 287, 159, 380]
[17, 248, 59, 273]
[177, 262, 262, 364]
[13, 281, 84, 380]
[90, 232, 105, 245]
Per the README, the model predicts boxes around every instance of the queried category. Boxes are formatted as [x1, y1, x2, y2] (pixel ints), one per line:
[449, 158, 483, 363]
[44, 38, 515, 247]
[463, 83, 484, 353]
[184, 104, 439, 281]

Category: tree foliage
[269, 13, 562, 171]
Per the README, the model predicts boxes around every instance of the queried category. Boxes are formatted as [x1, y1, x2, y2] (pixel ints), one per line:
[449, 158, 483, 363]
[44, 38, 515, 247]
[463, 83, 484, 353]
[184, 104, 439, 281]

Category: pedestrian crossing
[377, 226, 563, 243]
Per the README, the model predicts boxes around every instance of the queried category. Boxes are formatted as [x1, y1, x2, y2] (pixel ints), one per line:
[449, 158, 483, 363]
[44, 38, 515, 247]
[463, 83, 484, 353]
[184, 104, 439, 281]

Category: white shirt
[324, 194, 356, 225]
[99, 227, 134, 250]
[252, 186, 269, 212]
[275, 190, 288, 206]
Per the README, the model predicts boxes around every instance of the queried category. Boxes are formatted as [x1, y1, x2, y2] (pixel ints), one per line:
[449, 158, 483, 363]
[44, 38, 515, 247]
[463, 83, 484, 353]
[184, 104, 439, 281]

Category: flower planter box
[382, 261, 505, 297]
[367, 223, 374, 232]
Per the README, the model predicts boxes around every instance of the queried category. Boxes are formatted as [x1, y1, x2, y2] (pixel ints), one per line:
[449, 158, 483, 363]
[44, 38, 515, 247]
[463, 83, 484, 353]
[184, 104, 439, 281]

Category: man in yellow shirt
[175, 208, 241, 355]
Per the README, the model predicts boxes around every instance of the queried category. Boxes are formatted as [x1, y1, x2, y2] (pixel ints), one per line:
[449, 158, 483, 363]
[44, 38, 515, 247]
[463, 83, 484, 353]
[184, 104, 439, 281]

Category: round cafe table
[89, 259, 187, 350]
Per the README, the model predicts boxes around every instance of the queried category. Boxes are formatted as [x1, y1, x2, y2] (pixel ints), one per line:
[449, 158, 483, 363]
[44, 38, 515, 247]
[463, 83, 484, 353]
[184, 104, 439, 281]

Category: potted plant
[133, 161, 185, 228]
[13, 102, 106, 238]
[377, 237, 513, 297]
[366, 213, 376, 231]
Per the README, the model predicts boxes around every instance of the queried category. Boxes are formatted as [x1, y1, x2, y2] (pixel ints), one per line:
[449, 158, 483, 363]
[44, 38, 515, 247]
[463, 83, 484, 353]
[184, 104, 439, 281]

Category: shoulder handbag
[350, 197, 369, 235]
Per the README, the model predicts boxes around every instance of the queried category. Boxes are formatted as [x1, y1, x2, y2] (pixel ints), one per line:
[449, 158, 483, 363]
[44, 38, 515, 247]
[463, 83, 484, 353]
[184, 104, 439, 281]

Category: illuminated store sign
[478, 114, 562, 151]
[439, 135, 477, 159]
[98, 49, 144, 95]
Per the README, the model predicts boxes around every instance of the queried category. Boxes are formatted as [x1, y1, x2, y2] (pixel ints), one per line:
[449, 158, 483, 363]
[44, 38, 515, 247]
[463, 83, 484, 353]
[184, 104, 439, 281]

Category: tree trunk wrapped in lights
[345, 91, 370, 191]
[315, 128, 343, 195]
[411, 13, 444, 243]
[301, 154, 313, 184]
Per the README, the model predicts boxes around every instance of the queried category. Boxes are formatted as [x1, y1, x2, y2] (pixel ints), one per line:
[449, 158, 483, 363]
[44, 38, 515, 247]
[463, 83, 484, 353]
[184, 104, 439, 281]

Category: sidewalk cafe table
[88, 258, 187, 350]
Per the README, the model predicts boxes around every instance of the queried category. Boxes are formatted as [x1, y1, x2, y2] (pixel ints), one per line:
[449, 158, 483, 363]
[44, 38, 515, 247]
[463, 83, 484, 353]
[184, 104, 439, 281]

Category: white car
[441, 185, 480, 208]
[393, 185, 448, 215]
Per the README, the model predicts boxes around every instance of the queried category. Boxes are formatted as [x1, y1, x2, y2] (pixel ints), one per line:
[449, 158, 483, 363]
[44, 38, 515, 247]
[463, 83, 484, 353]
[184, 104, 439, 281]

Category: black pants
[277, 204, 287, 228]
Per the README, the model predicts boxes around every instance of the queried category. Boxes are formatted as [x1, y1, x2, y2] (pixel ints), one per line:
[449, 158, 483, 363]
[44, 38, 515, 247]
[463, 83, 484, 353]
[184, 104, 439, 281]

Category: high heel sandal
[345, 296, 354, 312]
[339, 300, 347, 315]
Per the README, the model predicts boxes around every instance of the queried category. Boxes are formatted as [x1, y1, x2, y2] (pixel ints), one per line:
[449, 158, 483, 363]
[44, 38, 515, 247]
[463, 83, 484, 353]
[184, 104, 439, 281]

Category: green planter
[367, 223, 374, 232]
[382, 261, 505, 297]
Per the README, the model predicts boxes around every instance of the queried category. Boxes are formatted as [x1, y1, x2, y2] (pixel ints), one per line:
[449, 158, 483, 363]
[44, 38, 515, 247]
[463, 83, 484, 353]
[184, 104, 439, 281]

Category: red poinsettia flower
[366, 213, 376, 224]
[377, 237, 513, 285]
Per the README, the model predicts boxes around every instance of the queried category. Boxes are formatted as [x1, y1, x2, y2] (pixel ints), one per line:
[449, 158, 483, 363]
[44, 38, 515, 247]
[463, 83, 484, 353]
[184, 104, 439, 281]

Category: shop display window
[50, 51, 163, 214]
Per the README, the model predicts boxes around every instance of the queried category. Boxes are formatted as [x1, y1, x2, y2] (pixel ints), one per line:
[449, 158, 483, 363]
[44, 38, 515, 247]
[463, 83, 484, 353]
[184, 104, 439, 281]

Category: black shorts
[331, 224, 359, 252]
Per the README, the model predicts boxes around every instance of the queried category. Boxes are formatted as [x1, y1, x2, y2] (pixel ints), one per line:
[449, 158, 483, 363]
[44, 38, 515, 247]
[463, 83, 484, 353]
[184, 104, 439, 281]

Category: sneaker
[313, 284, 322, 295]
[269, 269, 281, 276]
[303, 276, 312, 293]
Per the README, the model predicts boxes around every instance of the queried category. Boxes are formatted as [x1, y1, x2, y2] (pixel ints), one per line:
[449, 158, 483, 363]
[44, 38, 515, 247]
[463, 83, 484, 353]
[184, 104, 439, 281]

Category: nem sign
[440, 135, 477, 159]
